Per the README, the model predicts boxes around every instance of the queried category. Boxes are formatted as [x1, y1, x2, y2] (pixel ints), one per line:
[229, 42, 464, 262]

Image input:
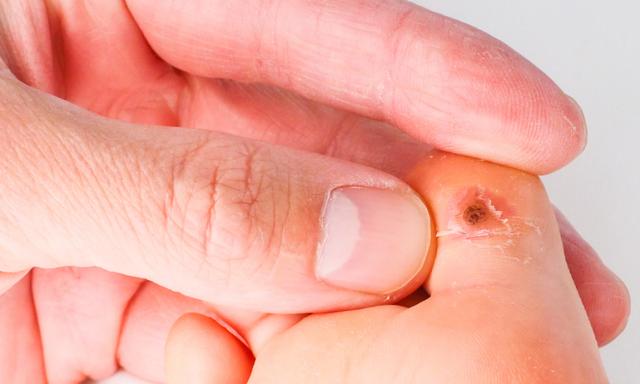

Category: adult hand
[0, 0, 628, 382]
[167, 153, 610, 383]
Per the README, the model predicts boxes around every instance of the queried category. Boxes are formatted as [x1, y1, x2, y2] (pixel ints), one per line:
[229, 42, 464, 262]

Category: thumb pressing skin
[0, 63, 431, 313]
[246, 152, 607, 383]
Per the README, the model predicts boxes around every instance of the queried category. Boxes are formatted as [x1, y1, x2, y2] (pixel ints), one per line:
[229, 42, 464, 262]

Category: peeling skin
[436, 188, 514, 241]
[436, 187, 544, 260]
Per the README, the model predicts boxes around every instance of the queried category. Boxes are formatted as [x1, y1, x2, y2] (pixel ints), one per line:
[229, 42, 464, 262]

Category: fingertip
[565, 94, 588, 154]
[165, 313, 253, 384]
[389, 13, 588, 174]
[531, 93, 588, 174]
[501, 62, 588, 174]
[489, 87, 588, 175]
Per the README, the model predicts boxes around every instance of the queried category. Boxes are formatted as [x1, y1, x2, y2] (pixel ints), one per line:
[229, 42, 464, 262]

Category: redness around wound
[436, 187, 515, 240]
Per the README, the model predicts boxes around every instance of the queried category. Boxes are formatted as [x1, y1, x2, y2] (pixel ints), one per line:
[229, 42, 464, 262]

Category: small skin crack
[202, 167, 219, 260]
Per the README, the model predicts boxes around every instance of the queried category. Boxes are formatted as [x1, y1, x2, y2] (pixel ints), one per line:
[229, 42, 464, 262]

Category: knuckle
[214, 145, 284, 261]
[165, 137, 288, 277]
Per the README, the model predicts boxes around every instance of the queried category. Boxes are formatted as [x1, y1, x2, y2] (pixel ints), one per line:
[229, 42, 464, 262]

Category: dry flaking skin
[436, 187, 542, 259]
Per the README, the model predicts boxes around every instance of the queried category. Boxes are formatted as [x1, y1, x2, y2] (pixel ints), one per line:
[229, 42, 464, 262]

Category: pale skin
[0, 0, 630, 382]
[166, 152, 608, 383]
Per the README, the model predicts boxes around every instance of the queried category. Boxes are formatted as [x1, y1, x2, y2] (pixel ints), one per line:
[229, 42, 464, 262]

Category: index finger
[125, 0, 585, 174]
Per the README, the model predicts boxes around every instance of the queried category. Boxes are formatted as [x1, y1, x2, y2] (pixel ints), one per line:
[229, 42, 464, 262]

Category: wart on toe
[436, 187, 517, 241]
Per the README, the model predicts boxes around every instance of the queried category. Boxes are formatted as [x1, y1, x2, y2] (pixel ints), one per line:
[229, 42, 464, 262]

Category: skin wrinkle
[272, 171, 292, 274]
[168, 139, 228, 279]
[241, 144, 260, 208]
[162, 137, 285, 288]
[161, 154, 177, 231]
[249, 161, 292, 285]
[247, 148, 281, 260]
[115, 198, 149, 271]
[257, 172, 276, 257]
[202, 166, 219, 268]
[104, 143, 154, 255]
[225, 145, 262, 263]
[122, 18, 424, 176]
[168, 133, 213, 246]
[95, 128, 185, 270]
[1, 90, 116, 268]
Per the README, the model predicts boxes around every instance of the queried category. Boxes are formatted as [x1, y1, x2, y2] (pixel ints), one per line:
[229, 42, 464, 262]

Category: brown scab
[463, 203, 488, 225]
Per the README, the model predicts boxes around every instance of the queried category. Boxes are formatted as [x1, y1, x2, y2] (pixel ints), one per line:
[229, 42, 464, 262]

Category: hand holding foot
[168, 152, 609, 383]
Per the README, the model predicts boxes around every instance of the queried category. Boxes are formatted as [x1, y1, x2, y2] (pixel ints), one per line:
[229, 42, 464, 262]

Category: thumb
[0, 72, 432, 312]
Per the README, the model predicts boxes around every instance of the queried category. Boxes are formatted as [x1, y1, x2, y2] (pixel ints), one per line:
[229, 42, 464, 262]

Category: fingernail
[316, 187, 431, 294]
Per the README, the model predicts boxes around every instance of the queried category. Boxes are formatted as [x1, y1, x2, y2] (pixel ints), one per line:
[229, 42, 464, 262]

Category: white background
[104, 0, 638, 382]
